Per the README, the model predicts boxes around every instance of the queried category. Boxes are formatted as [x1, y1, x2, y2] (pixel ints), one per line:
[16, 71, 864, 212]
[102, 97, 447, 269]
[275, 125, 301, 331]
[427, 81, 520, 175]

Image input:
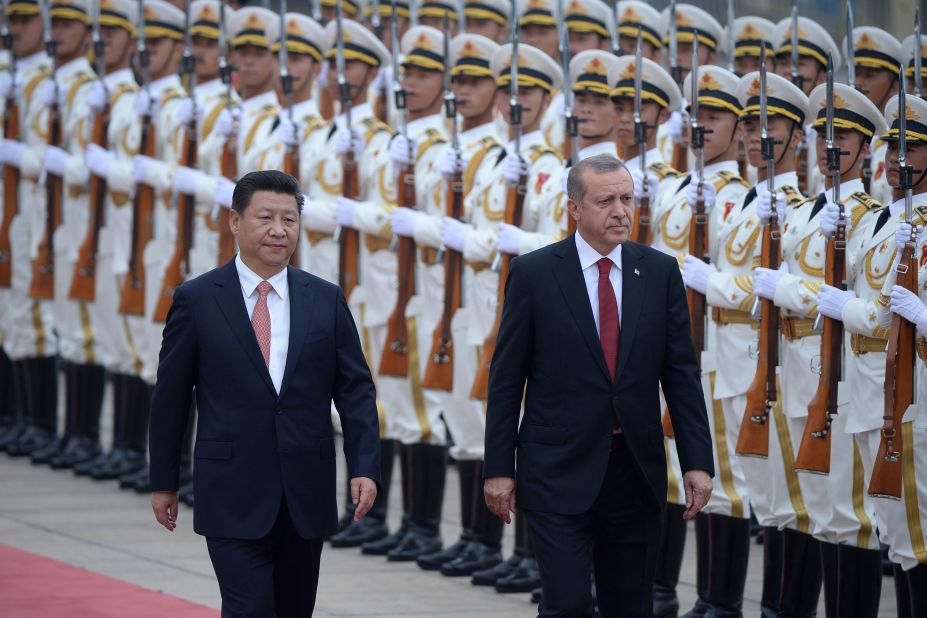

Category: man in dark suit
[148, 170, 381, 617]
[483, 155, 714, 618]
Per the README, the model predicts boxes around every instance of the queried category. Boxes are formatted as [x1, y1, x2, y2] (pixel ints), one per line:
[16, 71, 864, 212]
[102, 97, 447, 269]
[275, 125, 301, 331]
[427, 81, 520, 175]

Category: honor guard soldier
[462, 0, 509, 43]
[563, 0, 612, 56]
[728, 17, 775, 77]
[903, 34, 927, 96]
[319, 0, 362, 26]
[415, 0, 461, 36]
[0, 3, 15, 450]
[364, 1, 412, 125]
[614, 1, 663, 61]
[0, 0, 58, 458]
[514, 0, 562, 152]
[681, 69, 807, 617]
[843, 27, 904, 209]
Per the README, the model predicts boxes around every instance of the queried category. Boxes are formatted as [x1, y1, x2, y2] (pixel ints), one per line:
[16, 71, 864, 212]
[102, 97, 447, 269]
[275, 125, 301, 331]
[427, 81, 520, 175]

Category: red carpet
[0, 545, 218, 617]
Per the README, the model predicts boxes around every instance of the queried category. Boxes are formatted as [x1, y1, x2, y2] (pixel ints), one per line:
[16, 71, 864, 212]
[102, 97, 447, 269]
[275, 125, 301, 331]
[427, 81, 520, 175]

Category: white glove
[0, 139, 25, 168]
[816, 285, 855, 321]
[391, 206, 422, 237]
[501, 152, 528, 186]
[335, 126, 366, 157]
[438, 147, 468, 180]
[666, 109, 688, 143]
[629, 167, 659, 203]
[132, 154, 154, 184]
[176, 98, 197, 127]
[388, 134, 416, 167]
[819, 200, 851, 236]
[134, 88, 159, 117]
[440, 217, 472, 253]
[173, 165, 205, 195]
[37, 81, 62, 108]
[278, 116, 304, 148]
[43, 145, 69, 177]
[497, 223, 525, 255]
[685, 176, 717, 213]
[215, 176, 235, 209]
[0, 71, 20, 100]
[86, 80, 108, 113]
[215, 107, 239, 138]
[890, 285, 927, 334]
[753, 264, 788, 301]
[804, 123, 817, 143]
[757, 189, 787, 222]
[335, 196, 359, 228]
[85, 143, 115, 178]
[681, 254, 716, 295]
[894, 222, 923, 251]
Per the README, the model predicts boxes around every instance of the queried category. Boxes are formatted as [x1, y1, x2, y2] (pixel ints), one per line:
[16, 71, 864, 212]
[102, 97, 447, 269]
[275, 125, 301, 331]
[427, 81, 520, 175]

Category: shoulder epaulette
[715, 170, 750, 190]
[301, 116, 326, 140]
[23, 66, 52, 104]
[528, 143, 560, 164]
[650, 161, 679, 180]
[415, 127, 446, 160]
[66, 72, 96, 108]
[361, 116, 396, 142]
[915, 204, 927, 226]
[848, 191, 882, 211]
[779, 185, 804, 205]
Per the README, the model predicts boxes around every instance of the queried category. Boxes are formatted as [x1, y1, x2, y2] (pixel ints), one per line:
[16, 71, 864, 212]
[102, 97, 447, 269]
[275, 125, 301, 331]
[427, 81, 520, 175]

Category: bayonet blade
[726, 0, 735, 74]
[790, 0, 800, 89]
[915, 10, 922, 97]
[668, 0, 678, 85]
[846, 0, 856, 88]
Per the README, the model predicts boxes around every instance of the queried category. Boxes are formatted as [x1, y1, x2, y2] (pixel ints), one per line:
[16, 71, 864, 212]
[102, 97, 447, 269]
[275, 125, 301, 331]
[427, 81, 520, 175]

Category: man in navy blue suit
[148, 170, 381, 617]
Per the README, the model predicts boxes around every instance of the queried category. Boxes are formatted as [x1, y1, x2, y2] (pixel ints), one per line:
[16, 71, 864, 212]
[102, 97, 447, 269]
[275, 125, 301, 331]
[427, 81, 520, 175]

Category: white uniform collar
[55, 56, 92, 80]
[16, 52, 47, 73]
[240, 89, 279, 113]
[291, 97, 319, 120]
[406, 113, 444, 136]
[460, 121, 500, 145]
[623, 147, 663, 172]
[508, 130, 546, 154]
[753, 171, 798, 192]
[335, 101, 373, 129]
[702, 159, 739, 177]
[825, 178, 864, 204]
[195, 78, 226, 98]
[149, 73, 182, 95]
[578, 142, 620, 161]
[104, 68, 136, 89]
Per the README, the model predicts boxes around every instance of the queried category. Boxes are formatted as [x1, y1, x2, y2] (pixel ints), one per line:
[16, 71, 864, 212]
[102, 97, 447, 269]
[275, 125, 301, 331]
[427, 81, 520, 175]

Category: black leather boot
[836, 544, 882, 618]
[0, 359, 25, 451]
[388, 443, 446, 561]
[8, 357, 59, 456]
[332, 438, 394, 548]
[92, 377, 147, 479]
[362, 441, 410, 555]
[419, 459, 478, 571]
[894, 563, 911, 618]
[904, 562, 927, 617]
[819, 541, 837, 618]
[442, 462, 502, 576]
[0, 346, 16, 435]
[474, 509, 528, 586]
[50, 364, 104, 469]
[77, 373, 129, 476]
[759, 526, 783, 618]
[681, 512, 711, 617]
[702, 514, 751, 618]
[121, 465, 150, 490]
[777, 529, 822, 617]
[653, 502, 687, 617]
[32, 362, 78, 465]
[495, 517, 540, 593]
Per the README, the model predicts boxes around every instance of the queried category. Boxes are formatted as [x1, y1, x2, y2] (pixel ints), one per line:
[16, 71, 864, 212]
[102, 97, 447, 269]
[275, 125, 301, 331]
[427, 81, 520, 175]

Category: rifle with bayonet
[379, 4, 416, 378]
[423, 9, 467, 392]
[277, 0, 301, 268]
[70, 2, 109, 302]
[790, 0, 809, 195]
[668, 0, 688, 173]
[915, 10, 923, 98]
[30, 2, 62, 300]
[631, 29, 652, 245]
[0, 8, 18, 289]
[370, 0, 389, 122]
[217, 0, 237, 266]
[557, 0, 578, 167]
[737, 45, 781, 458]
[726, 0, 747, 177]
[796, 53, 845, 474]
[118, 0, 157, 315]
[687, 36, 709, 374]
[846, 0, 871, 196]
[154, 4, 198, 323]
[869, 66, 918, 500]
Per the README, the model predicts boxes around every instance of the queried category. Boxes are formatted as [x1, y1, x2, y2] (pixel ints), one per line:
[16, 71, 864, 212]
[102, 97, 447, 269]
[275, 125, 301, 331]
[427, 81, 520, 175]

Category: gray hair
[566, 154, 628, 204]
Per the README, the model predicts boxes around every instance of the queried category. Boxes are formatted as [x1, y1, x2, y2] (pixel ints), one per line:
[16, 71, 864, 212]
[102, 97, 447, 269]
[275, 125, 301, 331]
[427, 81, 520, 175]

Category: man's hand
[682, 470, 712, 520]
[351, 477, 377, 521]
[151, 491, 179, 531]
[484, 476, 516, 524]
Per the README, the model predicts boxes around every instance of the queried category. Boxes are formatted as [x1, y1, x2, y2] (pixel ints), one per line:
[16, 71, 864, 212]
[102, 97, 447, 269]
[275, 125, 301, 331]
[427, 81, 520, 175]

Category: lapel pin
[634, 268, 640, 277]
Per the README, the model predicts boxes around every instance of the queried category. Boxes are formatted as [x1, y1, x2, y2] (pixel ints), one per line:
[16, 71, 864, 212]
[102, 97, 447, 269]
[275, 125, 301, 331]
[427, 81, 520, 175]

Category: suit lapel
[278, 267, 313, 400]
[213, 261, 277, 397]
[616, 242, 644, 381]
[553, 236, 611, 382]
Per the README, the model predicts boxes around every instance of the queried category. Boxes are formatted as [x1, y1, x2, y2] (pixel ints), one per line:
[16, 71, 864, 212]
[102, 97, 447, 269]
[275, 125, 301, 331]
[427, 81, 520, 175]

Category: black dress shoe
[330, 517, 389, 548]
[6, 426, 56, 457]
[441, 541, 502, 577]
[49, 437, 101, 469]
[119, 465, 148, 490]
[91, 448, 144, 480]
[652, 582, 680, 618]
[471, 553, 520, 586]
[30, 435, 68, 465]
[74, 450, 116, 476]
[0, 421, 26, 451]
[679, 599, 710, 618]
[361, 522, 409, 555]
[495, 556, 541, 593]
[531, 587, 543, 604]
[131, 468, 151, 493]
[418, 535, 473, 571]
[387, 525, 442, 562]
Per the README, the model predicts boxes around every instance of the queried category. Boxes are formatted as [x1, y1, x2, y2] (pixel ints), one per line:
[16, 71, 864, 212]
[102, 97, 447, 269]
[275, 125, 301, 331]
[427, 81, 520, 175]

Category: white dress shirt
[575, 231, 623, 334]
[236, 255, 290, 394]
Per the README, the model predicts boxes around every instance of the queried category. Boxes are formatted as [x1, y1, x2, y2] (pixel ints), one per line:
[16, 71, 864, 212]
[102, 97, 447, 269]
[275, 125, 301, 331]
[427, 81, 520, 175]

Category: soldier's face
[401, 65, 443, 114]
[234, 45, 275, 93]
[146, 37, 183, 80]
[418, 15, 458, 37]
[568, 31, 607, 56]
[521, 24, 560, 61]
[101, 26, 135, 73]
[814, 128, 868, 178]
[612, 98, 664, 148]
[281, 53, 319, 97]
[51, 19, 90, 63]
[496, 86, 550, 130]
[618, 35, 660, 62]
[573, 92, 614, 140]
[192, 36, 221, 82]
[854, 67, 899, 110]
[741, 116, 800, 169]
[570, 167, 634, 249]
[774, 54, 824, 94]
[9, 14, 43, 58]
[229, 191, 300, 272]
[465, 18, 506, 43]
[326, 59, 377, 104]
[697, 108, 740, 163]
[452, 75, 497, 119]
[674, 41, 714, 83]
[885, 141, 927, 191]
[733, 54, 774, 77]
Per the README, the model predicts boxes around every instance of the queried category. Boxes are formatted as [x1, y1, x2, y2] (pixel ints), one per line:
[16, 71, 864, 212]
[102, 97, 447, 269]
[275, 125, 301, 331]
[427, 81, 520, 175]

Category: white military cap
[726, 16, 775, 60]
[881, 94, 927, 145]
[401, 25, 447, 72]
[321, 0, 364, 18]
[773, 16, 841, 69]
[450, 33, 498, 78]
[6, 0, 38, 18]
[323, 18, 390, 67]
[464, 0, 509, 26]
[736, 71, 810, 126]
[616, 2, 662, 50]
[364, 0, 412, 20]
[843, 27, 904, 74]
[229, 6, 278, 49]
[570, 50, 618, 96]
[49, 0, 91, 25]
[902, 34, 927, 80]
[808, 82, 887, 140]
[141, 0, 184, 41]
[661, 3, 724, 51]
[517, 0, 559, 29]
[189, 1, 233, 41]
[416, 0, 461, 21]
[272, 14, 325, 62]
[683, 66, 742, 116]
[564, 0, 612, 40]
[491, 42, 563, 93]
[100, 0, 138, 36]
[609, 55, 682, 111]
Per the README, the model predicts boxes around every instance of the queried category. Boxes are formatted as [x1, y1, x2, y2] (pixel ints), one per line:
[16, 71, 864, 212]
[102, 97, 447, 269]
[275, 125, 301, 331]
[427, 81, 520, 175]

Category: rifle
[687, 38, 708, 371]
[217, 0, 237, 265]
[726, 0, 748, 177]
[277, 0, 301, 268]
[667, 0, 687, 173]
[379, 4, 416, 378]
[845, 1, 871, 196]
[334, 0, 360, 298]
[736, 45, 780, 458]
[422, 9, 467, 392]
[915, 10, 923, 99]
[118, 0, 156, 316]
[30, 4, 62, 300]
[69, 3, 109, 302]
[0, 11, 18, 289]
[154, 5, 198, 323]
[796, 54, 845, 474]
[789, 0, 808, 194]
[557, 0, 578, 167]
[370, 0, 389, 122]
[869, 67, 918, 500]
[630, 29, 652, 245]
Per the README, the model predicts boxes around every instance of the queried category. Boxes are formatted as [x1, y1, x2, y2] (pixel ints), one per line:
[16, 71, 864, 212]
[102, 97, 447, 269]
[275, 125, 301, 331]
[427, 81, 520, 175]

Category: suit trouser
[206, 497, 323, 618]
[702, 383, 751, 519]
[525, 435, 661, 618]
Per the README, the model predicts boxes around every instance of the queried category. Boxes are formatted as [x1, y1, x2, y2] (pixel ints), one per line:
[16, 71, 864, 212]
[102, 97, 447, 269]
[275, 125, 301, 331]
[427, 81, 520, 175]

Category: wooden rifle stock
[736, 208, 781, 458]
[284, 144, 300, 268]
[796, 143, 809, 195]
[472, 173, 527, 399]
[671, 141, 688, 173]
[861, 155, 872, 194]
[422, 171, 463, 391]
[0, 96, 19, 288]
[69, 102, 110, 302]
[632, 193, 652, 245]
[118, 116, 156, 316]
[869, 241, 918, 499]
[379, 160, 417, 378]
[217, 137, 237, 265]
[736, 140, 748, 180]
[319, 86, 335, 120]
[30, 103, 63, 300]
[338, 148, 360, 299]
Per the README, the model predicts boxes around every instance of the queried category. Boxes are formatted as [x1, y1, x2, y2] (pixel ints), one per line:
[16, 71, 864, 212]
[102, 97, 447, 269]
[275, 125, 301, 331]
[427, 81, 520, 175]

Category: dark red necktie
[597, 257, 621, 381]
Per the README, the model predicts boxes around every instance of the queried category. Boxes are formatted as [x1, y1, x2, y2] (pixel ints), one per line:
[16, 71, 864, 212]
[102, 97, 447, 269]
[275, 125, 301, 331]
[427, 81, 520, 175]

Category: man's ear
[229, 209, 241, 236]
[568, 197, 581, 220]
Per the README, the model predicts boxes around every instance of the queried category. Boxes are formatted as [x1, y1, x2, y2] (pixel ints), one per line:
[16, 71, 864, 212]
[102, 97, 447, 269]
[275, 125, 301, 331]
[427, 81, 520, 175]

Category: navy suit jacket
[149, 259, 380, 540]
[484, 236, 714, 514]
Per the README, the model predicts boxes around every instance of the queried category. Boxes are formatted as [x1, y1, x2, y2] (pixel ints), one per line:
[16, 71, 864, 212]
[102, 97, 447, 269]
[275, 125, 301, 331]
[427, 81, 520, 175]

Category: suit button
[276, 406, 283, 415]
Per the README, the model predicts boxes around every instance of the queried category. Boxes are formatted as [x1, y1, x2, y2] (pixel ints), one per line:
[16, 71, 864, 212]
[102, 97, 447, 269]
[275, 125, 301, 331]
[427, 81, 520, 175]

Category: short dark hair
[567, 155, 628, 204]
[231, 170, 304, 215]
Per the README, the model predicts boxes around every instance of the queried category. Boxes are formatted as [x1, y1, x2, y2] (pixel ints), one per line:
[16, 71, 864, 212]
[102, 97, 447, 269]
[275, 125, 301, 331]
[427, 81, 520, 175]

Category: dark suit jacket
[484, 236, 714, 514]
[149, 260, 380, 540]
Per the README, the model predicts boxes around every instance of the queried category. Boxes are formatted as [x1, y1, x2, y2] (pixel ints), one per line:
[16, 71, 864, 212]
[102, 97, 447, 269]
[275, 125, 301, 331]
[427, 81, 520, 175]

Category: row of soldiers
[1, 0, 927, 616]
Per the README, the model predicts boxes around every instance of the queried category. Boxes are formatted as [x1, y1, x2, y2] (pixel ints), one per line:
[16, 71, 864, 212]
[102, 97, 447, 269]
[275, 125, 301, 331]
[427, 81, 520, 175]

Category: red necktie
[252, 281, 273, 367]
[597, 258, 621, 381]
